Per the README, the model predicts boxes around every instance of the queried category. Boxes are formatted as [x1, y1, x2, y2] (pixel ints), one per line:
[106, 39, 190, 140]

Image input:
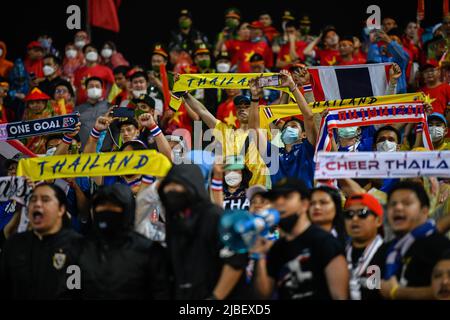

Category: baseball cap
[249, 21, 264, 29]
[233, 95, 251, 106]
[344, 193, 383, 217]
[27, 41, 44, 50]
[131, 94, 156, 108]
[246, 185, 268, 202]
[263, 178, 310, 200]
[179, 9, 192, 18]
[428, 112, 448, 126]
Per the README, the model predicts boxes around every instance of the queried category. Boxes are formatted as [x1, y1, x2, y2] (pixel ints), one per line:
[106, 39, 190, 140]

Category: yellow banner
[17, 150, 172, 181]
[170, 73, 293, 111]
[259, 92, 426, 128]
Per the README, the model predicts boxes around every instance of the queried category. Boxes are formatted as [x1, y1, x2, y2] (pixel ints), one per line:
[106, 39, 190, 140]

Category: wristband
[250, 253, 266, 260]
[211, 178, 223, 191]
[62, 135, 73, 145]
[415, 122, 423, 133]
[90, 127, 101, 140]
[149, 124, 162, 137]
[302, 84, 313, 92]
[142, 175, 156, 185]
[390, 284, 399, 300]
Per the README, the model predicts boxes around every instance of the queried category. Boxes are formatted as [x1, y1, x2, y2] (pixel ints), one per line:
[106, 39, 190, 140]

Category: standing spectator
[74, 184, 169, 299]
[214, 8, 242, 56]
[367, 29, 410, 93]
[7, 58, 29, 121]
[73, 44, 114, 105]
[309, 186, 347, 245]
[110, 65, 130, 105]
[427, 113, 450, 150]
[259, 12, 279, 44]
[222, 155, 253, 211]
[344, 193, 385, 300]
[0, 184, 81, 299]
[100, 41, 129, 69]
[382, 17, 398, 33]
[24, 41, 45, 80]
[380, 181, 450, 300]
[51, 79, 75, 115]
[22, 87, 54, 154]
[275, 21, 308, 68]
[0, 41, 13, 78]
[234, 21, 273, 73]
[74, 76, 112, 150]
[38, 54, 63, 96]
[253, 178, 349, 300]
[169, 9, 209, 55]
[38, 34, 60, 57]
[304, 26, 341, 66]
[62, 42, 84, 83]
[0, 79, 9, 122]
[420, 63, 450, 116]
[337, 36, 366, 65]
[73, 30, 90, 56]
[158, 164, 247, 299]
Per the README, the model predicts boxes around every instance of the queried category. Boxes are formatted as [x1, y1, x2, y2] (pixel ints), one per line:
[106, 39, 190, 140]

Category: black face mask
[94, 210, 125, 238]
[278, 213, 299, 234]
[162, 191, 192, 214]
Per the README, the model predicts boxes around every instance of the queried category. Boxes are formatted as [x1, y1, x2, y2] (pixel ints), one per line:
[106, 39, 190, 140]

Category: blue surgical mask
[281, 127, 300, 145]
[338, 127, 359, 139]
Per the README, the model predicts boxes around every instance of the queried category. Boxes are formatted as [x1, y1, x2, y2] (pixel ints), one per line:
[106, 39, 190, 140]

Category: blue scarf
[384, 219, 436, 279]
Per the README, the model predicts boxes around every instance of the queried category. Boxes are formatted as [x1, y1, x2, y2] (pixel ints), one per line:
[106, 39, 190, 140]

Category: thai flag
[308, 63, 392, 101]
[0, 140, 36, 171]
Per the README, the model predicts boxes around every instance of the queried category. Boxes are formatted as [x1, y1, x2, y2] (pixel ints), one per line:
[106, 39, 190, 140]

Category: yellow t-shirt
[213, 121, 269, 187]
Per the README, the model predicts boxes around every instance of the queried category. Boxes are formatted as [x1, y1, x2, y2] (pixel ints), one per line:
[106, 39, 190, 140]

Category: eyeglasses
[343, 208, 374, 220]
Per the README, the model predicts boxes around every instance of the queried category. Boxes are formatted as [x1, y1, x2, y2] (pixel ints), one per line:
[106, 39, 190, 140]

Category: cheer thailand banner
[314, 151, 450, 179]
[0, 113, 79, 141]
[16, 150, 172, 181]
[0, 176, 31, 203]
[170, 73, 292, 111]
[315, 101, 433, 153]
[259, 92, 426, 128]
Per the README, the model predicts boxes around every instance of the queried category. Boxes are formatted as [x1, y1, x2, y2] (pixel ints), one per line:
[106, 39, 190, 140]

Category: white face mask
[0, 49, 3, 57]
[376, 140, 397, 152]
[216, 62, 231, 73]
[132, 90, 147, 98]
[87, 87, 102, 100]
[74, 40, 86, 49]
[224, 171, 242, 187]
[429, 126, 445, 142]
[43, 65, 55, 77]
[85, 51, 98, 62]
[65, 49, 77, 59]
[101, 48, 113, 58]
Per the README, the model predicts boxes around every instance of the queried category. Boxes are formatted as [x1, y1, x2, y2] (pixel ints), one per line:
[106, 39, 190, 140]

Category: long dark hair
[310, 186, 347, 244]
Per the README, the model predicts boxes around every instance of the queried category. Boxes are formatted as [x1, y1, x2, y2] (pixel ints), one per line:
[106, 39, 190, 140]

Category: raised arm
[279, 70, 318, 145]
[183, 93, 218, 129]
[138, 113, 173, 162]
[54, 121, 81, 156]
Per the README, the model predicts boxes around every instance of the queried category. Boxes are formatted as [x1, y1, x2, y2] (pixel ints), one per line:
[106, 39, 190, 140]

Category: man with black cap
[158, 164, 247, 299]
[74, 184, 169, 299]
[0, 183, 81, 299]
[253, 178, 349, 300]
[169, 9, 209, 55]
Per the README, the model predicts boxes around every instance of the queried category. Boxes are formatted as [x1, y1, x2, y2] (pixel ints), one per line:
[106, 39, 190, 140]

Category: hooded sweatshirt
[159, 164, 246, 299]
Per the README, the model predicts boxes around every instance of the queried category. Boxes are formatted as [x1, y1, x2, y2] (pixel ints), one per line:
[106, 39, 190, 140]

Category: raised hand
[279, 69, 296, 89]
[293, 66, 311, 86]
[389, 63, 402, 80]
[67, 121, 81, 137]
[249, 77, 263, 99]
[94, 116, 111, 132]
[138, 113, 156, 128]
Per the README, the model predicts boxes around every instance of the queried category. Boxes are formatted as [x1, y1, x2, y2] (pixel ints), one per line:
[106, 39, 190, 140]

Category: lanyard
[346, 235, 383, 277]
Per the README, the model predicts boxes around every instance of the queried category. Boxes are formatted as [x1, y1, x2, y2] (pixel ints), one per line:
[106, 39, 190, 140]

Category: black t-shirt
[223, 186, 249, 211]
[267, 224, 344, 300]
[349, 244, 386, 300]
[380, 233, 450, 287]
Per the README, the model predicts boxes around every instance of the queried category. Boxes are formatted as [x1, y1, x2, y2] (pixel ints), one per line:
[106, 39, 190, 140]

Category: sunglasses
[343, 208, 375, 220]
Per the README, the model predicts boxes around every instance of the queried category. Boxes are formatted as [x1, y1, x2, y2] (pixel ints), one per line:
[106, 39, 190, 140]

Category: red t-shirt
[278, 41, 308, 64]
[216, 98, 240, 128]
[421, 83, 450, 115]
[263, 26, 279, 44]
[229, 40, 274, 73]
[73, 64, 115, 104]
[315, 48, 340, 66]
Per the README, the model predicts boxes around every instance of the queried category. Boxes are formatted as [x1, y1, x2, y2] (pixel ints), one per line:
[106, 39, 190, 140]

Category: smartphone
[257, 75, 280, 88]
[112, 107, 135, 118]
